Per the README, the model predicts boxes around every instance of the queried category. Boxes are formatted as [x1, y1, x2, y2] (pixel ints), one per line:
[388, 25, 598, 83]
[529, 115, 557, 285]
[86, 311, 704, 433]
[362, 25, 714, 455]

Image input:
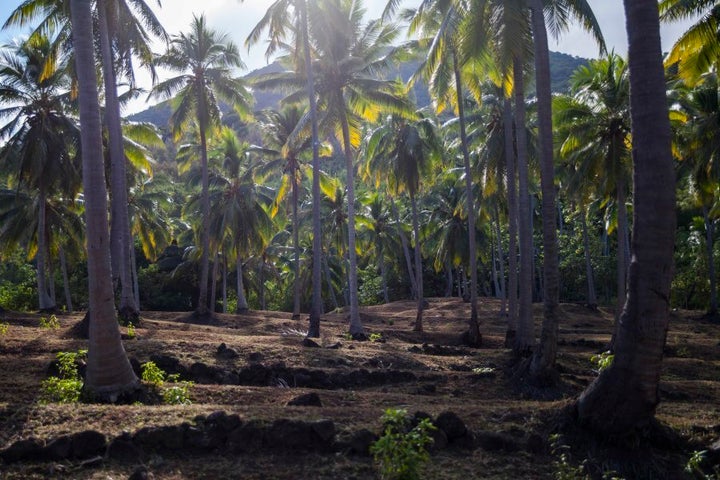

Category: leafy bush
[0, 251, 38, 311]
[590, 351, 614, 372]
[40, 349, 87, 403]
[0, 322, 9, 336]
[126, 322, 136, 339]
[163, 374, 194, 405]
[39, 314, 60, 329]
[141, 361, 165, 386]
[371, 408, 435, 480]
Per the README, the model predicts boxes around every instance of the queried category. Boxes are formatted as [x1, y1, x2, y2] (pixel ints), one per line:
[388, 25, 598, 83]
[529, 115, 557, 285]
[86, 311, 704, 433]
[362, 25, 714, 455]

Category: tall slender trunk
[494, 204, 507, 317]
[378, 241, 390, 304]
[391, 197, 418, 298]
[513, 57, 534, 353]
[98, 0, 137, 320]
[130, 241, 140, 308]
[581, 209, 598, 309]
[616, 176, 629, 314]
[504, 98, 519, 345]
[339, 108, 363, 337]
[577, 0, 676, 434]
[222, 255, 228, 313]
[292, 168, 301, 319]
[196, 127, 211, 316]
[445, 261, 453, 297]
[36, 186, 54, 311]
[703, 205, 718, 315]
[70, 0, 137, 396]
[453, 50, 480, 346]
[260, 255, 267, 311]
[301, 0, 323, 338]
[323, 251, 339, 310]
[59, 244, 73, 313]
[210, 253, 219, 313]
[48, 253, 56, 304]
[410, 195, 424, 332]
[235, 255, 249, 313]
[529, 0, 561, 380]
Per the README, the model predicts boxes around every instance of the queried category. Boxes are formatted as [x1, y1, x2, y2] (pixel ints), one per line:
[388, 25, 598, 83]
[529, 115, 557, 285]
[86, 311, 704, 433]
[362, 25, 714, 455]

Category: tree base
[117, 307, 141, 327]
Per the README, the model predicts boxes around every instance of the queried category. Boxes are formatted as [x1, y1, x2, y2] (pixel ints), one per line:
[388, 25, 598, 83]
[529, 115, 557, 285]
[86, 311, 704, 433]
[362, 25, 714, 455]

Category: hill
[127, 51, 588, 128]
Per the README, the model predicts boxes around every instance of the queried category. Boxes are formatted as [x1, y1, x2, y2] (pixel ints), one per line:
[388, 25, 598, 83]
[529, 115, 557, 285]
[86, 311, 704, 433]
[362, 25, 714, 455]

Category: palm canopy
[150, 14, 252, 140]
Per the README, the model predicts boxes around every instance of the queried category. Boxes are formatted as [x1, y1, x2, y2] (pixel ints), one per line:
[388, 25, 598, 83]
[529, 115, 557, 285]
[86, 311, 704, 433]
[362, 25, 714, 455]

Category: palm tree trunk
[301, 0, 323, 338]
[616, 177, 629, 315]
[577, 0, 676, 434]
[513, 56, 534, 353]
[323, 251, 339, 310]
[581, 209, 598, 309]
[504, 97, 519, 346]
[494, 204, 507, 316]
[70, 0, 137, 397]
[130, 241, 140, 308]
[379, 241, 390, 304]
[529, 0, 561, 380]
[453, 51, 480, 347]
[390, 196, 418, 298]
[48, 252, 56, 304]
[260, 255, 267, 311]
[235, 255, 249, 313]
[59, 244, 73, 313]
[292, 169, 301, 319]
[339, 108, 363, 337]
[197, 127, 211, 316]
[410, 195, 424, 332]
[210, 253, 219, 313]
[223, 254, 228, 313]
[703, 205, 718, 315]
[98, 0, 137, 321]
[445, 261, 453, 298]
[36, 185, 54, 311]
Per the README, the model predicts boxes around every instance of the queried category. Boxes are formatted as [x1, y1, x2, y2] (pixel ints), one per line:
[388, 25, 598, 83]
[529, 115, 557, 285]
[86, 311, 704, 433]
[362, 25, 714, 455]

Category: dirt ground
[1, 297, 719, 479]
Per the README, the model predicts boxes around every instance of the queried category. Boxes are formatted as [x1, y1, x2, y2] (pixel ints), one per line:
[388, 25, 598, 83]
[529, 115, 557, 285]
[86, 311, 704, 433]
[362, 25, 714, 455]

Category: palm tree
[576, 0, 676, 434]
[150, 14, 252, 317]
[246, 0, 325, 337]
[69, 0, 138, 398]
[365, 113, 441, 331]
[356, 192, 395, 304]
[0, 35, 81, 312]
[553, 54, 631, 334]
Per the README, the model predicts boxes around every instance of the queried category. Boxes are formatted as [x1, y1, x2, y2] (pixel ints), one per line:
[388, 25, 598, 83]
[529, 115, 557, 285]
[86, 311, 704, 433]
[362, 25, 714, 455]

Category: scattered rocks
[216, 343, 239, 359]
[247, 352, 264, 362]
[345, 428, 377, 456]
[286, 392, 322, 407]
[0, 437, 44, 463]
[475, 430, 520, 452]
[435, 411, 467, 440]
[302, 338, 321, 348]
[128, 465, 155, 480]
[70, 430, 107, 459]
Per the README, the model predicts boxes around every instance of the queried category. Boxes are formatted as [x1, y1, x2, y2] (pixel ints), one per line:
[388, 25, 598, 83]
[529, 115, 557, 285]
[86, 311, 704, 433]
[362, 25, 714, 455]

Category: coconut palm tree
[0, 34, 81, 312]
[577, 0, 676, 434]
[365, 113, 441, 331]
[150, 14, 252, 317]
[69, 0, 138, 398]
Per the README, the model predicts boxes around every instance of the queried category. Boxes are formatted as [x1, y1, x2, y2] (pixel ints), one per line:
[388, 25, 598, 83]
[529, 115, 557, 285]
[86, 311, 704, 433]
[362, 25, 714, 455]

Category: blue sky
[0, 0, 695, 113]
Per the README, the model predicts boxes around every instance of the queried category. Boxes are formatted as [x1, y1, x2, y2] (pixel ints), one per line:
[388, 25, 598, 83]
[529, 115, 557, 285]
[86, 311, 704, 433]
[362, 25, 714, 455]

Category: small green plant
[387, 318, 394, 326]
[369, 332, 383, 343]
[550, 434, 589, 480]
[126, 322, 136, 339]
[590, 350, 614, 372]
[40, 349, 87, 403]
[370, 408, 435, 480]
[141, 361, 165, 386]
[0, 322, 9, 335]
[686, 450, 720, 479]
[472, 366, 495, 375]
[39, 314, 60, 329]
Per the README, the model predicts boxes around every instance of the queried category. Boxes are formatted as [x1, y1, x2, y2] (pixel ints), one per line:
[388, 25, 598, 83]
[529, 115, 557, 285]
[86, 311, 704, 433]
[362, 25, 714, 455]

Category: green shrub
[141, 361, 165, 386]
[686, 450, 720, 479]
[0, 322, 9, 336]
[590, 351, 614, 372]
[39, 314, 60, 329]
[369, 332, 384, 343]
[126, 322, 136, 339]
[371, 408, 435, 480]
[40, 349, 87, 404]
[163, 374, 194, 405]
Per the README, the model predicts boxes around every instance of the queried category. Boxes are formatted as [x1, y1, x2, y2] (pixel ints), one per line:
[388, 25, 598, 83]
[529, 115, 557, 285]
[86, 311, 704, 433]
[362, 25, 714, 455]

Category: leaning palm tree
[69, 0, 138, 398]
[0, 34, 81, 312]
[365, 113, 441, 331]
[150, 14, 252, 317]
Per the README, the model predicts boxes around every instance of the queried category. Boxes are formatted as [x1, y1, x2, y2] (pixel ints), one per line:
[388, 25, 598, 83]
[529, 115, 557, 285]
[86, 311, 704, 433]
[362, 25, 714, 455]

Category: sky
[0, 0, 696, 114]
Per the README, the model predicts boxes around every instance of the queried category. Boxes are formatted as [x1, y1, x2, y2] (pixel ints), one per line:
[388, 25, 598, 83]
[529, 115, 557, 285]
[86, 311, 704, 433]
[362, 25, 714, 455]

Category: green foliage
[39, 314, 60, 329]
[141, 361, 165, 386]
[686, 450, 720, 479]
[359, 266, 385, 306]
[369, 332, 384, 342]
[126, 322, 136, 339]
[371, 408, 435, 480]
[0, 250, 38, 311]
[0, 322, 9, 335]
[590, 351, 614, 372]
[40, 349, 87, 404]
[550, 434, 622, 480]
[471, 367, 495, 375]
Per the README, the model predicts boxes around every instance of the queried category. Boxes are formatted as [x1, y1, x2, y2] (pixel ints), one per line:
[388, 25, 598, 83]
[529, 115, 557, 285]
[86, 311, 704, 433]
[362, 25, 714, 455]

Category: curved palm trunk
[36, 185, 55, 311]
[529, 0, 561, 379]
[98, 0, 138, 322]
[410, 194, 424, 332]
[70, 0, 137, 397]
[59, 244, 73, 313]
[513, 57, 534, 353]
[196, 128, 211, 316]
[339, 108, 363, 337]
[504, 98, 519, 345]
[301, 0, 323, 338]
[577, 0, 676, 434]
[581, 209, 598, 309]
[703, 205, 718, 315]
[391, 196, 418, 298]
[614, 178, 629, 323]
[494, 204, 507, 315]
[235, 255, 249, 313]
[453, 51, 480, 346]
[292, 168, 302, 319]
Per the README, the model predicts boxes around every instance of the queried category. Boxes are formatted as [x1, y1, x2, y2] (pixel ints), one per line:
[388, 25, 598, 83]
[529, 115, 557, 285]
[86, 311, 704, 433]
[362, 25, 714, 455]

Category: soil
[0, 297, 719, 479]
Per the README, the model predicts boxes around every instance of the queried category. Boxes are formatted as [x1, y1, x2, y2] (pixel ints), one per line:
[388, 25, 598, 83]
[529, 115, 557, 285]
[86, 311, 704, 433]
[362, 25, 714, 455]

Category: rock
[128, 465, 155, 480]
[206, 411, 242, 433]
[247, 352, 264, 362]
[42, 435, 72, 461]
[133, 425, 186, 451]
[302, 338, 321, 348]
[149, 354, 186, 377]
[265, 419, 335, 451]
[217, 343, 239, 359]
[526, 433, 547, 454]
[347, 429, 377, 456]
[286, 392, 322, 407]
[429, 427, 449, 451]
[107, 434, 143, 463]
[189, 362, 227, 384]
[71, 430, 107, 459]
[435, 411, 467, 441]
[0, 437, 45, 463]
[475, 430, 520, 452]
[227, 420, 264, 453]
[311, 420, 336, 443]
